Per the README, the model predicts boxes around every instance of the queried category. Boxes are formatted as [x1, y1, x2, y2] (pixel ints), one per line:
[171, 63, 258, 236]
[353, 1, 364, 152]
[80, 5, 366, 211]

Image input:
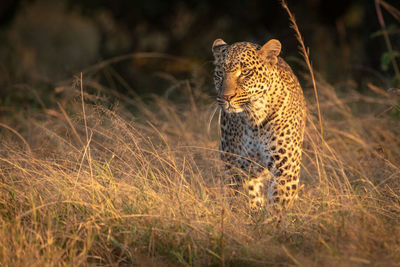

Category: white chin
[224, 106, 243, 113]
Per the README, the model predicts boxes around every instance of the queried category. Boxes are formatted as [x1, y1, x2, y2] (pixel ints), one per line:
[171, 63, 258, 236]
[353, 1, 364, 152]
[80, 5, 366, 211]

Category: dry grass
[1, 2, 400, 264]
[0, 65, 399, 266]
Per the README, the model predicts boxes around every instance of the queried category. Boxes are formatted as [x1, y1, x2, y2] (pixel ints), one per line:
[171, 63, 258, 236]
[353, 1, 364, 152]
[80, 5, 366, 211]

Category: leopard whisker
[207, 103, 220, 136]
[217, 108, 221, 136]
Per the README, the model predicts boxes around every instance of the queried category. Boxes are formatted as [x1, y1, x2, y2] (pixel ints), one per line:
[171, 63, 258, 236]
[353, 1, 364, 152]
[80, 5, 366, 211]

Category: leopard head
[212, 38, 281, 113]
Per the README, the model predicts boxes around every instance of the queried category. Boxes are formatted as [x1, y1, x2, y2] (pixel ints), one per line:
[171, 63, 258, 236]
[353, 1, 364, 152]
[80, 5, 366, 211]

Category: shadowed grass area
[0, 66, 399, 265]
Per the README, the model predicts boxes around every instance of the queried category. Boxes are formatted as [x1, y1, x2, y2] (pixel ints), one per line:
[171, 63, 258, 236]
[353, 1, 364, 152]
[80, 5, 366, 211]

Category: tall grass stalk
[281, 0, 324, 143]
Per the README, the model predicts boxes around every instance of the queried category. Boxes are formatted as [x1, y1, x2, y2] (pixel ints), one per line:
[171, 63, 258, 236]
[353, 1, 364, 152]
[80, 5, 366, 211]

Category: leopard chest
[219, 111, 270, 173]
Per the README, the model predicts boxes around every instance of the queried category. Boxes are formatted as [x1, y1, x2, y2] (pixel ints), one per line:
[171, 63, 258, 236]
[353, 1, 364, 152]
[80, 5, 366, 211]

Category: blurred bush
[0, 1, 100, 82]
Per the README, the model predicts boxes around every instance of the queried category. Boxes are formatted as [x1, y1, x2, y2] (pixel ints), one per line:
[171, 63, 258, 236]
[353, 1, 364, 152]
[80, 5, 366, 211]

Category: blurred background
[0, 0, 399, 113]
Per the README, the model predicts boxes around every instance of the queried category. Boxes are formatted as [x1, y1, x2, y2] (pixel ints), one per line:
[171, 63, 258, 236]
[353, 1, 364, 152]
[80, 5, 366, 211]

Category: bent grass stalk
[281, 0, 324, 144]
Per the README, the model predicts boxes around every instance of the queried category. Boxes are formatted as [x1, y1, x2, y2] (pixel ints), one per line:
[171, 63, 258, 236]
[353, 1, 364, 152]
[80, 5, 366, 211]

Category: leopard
[212, 38, 306, 213]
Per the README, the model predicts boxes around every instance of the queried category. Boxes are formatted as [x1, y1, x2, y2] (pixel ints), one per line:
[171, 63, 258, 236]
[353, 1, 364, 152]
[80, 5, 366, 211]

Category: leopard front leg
[244, 170, 271, 212]
[268, 176, 299, 209]
[245, 177, 265, 211]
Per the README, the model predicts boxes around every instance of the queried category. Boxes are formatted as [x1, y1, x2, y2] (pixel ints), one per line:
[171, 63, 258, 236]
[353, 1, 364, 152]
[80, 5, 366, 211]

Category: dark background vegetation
[0, 0, 399, 112]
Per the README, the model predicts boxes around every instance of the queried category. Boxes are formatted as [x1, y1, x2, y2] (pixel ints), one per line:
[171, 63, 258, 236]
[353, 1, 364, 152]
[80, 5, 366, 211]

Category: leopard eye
[215, 70, 224, 77]
[241, 69, 252, 76]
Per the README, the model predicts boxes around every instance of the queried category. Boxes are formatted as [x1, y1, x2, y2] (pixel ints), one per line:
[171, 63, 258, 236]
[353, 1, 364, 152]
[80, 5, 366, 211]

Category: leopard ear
[258, 39, 281, 65]
[212, 38, 228, 58]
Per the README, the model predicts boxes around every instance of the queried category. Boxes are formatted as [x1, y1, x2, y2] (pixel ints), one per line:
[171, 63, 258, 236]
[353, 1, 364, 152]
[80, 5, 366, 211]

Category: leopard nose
[221, 93, 236, 101]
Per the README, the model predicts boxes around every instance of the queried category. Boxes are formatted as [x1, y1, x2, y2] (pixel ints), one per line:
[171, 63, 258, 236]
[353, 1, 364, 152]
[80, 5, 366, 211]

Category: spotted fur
[212, 39, 306, 212]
